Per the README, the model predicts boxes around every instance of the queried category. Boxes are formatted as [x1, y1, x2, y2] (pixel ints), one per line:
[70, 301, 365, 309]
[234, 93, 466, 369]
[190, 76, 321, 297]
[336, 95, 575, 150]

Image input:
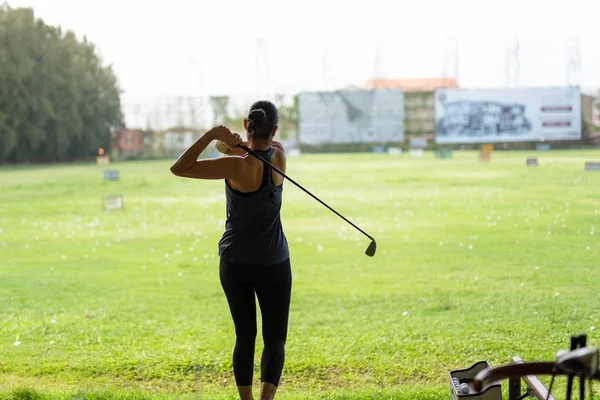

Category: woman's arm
[170, 126, 244, 180]
[170, 127, 221, 173]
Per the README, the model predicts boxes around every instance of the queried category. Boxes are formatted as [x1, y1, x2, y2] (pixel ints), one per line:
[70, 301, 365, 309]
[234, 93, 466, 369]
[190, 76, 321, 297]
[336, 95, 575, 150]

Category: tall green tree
[0, 3, 123, 162]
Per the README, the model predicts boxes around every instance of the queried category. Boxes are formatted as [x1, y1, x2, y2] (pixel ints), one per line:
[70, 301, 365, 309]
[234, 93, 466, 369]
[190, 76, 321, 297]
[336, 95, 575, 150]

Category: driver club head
[365, 240, 377, 257]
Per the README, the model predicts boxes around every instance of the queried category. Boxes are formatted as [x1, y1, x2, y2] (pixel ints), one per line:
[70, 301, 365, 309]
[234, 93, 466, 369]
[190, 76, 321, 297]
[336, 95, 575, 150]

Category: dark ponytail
[246, 100, 279, 140]
[247, 108, 267, 134]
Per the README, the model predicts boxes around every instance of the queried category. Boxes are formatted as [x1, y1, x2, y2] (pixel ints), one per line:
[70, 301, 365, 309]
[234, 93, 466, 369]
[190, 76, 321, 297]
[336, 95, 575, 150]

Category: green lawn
[1, 150, 600, 399]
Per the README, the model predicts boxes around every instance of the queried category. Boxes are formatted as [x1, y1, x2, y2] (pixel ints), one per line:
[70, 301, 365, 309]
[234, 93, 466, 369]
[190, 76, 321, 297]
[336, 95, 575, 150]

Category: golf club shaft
[239, 145, 374, 242]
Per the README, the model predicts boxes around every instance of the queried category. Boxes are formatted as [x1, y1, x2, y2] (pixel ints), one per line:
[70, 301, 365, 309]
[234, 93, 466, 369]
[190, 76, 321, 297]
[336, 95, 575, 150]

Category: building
[581, 93, 600, 144]
[159, 129, 223, 158]
[111, 129, 147, 156]
[163, 130, 197, 154]
[582, 93, 600, 127]
[364, 78, 459, 141]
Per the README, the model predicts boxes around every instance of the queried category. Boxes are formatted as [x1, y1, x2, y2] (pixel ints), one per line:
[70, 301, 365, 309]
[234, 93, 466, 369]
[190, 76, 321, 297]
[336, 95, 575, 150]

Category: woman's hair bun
[247, 109, 267, 133]
[246, 101, 278, 138]
[249, 109, 266, 124]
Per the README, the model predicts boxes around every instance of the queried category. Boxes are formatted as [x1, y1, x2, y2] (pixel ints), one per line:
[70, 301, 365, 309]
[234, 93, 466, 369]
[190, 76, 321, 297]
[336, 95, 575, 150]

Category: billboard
[298, 89, 404, 145]
[435, 87, 582, 144]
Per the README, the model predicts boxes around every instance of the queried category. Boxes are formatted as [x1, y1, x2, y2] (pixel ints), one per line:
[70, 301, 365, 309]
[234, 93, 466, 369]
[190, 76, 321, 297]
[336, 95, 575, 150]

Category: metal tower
[565, 35, 582, 87]
[255, 38, 269, 99]
[504, 34, 520, 88]
[442, 35, 459, 82]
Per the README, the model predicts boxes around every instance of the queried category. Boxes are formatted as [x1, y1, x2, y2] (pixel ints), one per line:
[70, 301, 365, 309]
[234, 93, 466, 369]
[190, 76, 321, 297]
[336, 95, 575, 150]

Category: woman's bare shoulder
[271, 141, 286, 153]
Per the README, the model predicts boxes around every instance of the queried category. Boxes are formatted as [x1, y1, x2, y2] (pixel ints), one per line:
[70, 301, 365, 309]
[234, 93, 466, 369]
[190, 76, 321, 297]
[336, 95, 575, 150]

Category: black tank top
[218, 147, 289, 264]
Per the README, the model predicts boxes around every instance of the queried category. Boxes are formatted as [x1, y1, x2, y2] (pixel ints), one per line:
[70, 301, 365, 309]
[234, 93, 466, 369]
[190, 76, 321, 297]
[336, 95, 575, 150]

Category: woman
[170, 100, 291, 400]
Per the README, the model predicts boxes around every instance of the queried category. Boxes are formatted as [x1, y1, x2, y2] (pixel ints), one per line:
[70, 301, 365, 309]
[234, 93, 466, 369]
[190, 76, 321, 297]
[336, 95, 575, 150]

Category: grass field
[1, 150, 600, 400]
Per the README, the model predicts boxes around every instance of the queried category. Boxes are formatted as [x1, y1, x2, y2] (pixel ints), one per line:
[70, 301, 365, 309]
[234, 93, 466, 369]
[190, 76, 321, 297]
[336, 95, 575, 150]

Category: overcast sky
[6, 0, 600, 106]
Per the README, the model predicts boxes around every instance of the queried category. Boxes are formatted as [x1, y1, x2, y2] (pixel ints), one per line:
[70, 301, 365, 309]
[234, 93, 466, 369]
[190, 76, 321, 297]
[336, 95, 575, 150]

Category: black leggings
[219, 257, 292, 387]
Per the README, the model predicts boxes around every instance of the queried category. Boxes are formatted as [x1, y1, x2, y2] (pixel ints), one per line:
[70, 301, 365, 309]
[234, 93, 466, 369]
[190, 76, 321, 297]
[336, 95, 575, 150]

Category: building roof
[365, 78, 459, 92]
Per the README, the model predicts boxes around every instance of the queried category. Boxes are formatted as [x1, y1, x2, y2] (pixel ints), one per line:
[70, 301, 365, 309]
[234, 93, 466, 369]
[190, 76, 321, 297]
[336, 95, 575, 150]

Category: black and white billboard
[299, 89, 404, 144]
[435, 87, 582, 143]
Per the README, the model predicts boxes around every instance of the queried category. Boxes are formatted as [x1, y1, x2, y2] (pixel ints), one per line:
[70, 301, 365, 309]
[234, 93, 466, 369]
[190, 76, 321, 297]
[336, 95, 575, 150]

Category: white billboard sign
[299, 89, 404, 145]
[435, 87, 582, 143]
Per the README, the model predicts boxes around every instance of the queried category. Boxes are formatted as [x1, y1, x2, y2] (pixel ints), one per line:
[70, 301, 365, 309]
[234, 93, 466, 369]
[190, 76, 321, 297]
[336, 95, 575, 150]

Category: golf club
[238, 144, 377, 257]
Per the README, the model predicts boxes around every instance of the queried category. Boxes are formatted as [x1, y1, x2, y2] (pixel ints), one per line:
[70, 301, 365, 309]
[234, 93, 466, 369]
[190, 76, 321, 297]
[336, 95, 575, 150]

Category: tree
[0, 3, 123, 162]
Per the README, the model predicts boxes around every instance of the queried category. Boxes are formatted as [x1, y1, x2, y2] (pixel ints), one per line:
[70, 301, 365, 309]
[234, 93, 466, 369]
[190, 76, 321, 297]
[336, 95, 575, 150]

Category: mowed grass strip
[1, 150, 599, 398]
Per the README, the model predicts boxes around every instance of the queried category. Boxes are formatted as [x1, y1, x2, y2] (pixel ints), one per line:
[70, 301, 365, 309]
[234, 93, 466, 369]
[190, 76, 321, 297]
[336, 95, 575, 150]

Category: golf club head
[365, 240, 376, 257]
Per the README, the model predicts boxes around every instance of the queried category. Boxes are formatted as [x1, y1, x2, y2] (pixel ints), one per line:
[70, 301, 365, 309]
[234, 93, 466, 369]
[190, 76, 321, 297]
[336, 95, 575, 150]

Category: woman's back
[227, 143, 286, 192]
[218, 146, 289, 265]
